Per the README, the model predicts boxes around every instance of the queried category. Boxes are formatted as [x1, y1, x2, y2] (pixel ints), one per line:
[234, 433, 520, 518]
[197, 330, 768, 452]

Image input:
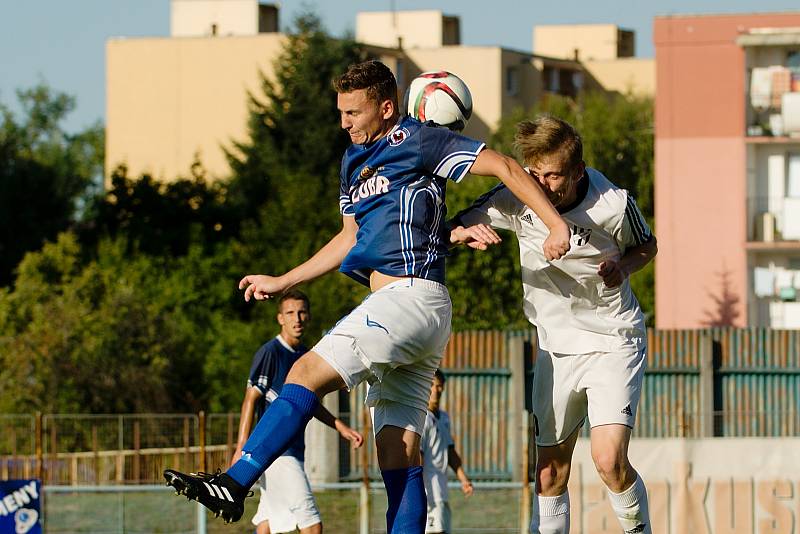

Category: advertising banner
[0, 480, 41, 534]
[567, 438, 800, 534]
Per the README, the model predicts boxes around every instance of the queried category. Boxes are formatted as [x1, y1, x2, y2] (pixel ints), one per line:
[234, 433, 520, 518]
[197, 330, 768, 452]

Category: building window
[543, 67, 560, 93]
[788, 154, 800, 198]
[506, 66, 519, 96]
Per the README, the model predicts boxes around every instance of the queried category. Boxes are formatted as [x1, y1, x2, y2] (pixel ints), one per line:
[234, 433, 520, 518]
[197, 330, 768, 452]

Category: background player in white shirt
[451, 115, 657, 534]
[420, 370, 473, 534]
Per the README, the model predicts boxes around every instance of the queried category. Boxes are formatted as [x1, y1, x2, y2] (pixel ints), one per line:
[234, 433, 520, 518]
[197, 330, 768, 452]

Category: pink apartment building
[655, 12, 800, 329]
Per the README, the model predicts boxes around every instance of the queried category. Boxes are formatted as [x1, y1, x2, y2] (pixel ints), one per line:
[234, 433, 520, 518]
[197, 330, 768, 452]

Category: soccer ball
[405, 71, 473, 132]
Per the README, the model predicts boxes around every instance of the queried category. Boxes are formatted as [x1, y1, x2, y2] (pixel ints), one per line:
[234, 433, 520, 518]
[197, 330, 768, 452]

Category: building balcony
[740, 29, 800, 138]
[747, 195, 800, 245]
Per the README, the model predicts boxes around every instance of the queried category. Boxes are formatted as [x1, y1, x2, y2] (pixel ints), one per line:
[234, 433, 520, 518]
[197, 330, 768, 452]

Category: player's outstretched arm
[231, 387, 261, 466]
[598, 235, 658, 288]
[312, 403, 364, 449]
[469, 149, 570, 260]
[448, 223, 502, 250]
[239, 216, 359, 301]
[447, 445, 473, 497]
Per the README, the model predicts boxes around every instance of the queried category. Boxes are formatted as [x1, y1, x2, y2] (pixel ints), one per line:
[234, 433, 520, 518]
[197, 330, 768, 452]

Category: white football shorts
[425, 500, 452, 533]
[533, 345, 646, 446]
[251, 456, 321, 532]
[312, 277, 452, 435]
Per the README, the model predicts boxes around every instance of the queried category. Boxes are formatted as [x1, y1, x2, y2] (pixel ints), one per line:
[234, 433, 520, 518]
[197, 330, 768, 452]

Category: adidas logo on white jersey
[520, 213, 534, 224]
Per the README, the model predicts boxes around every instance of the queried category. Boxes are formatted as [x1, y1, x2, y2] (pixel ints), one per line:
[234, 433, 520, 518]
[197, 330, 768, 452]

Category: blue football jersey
[247, 336, 308, 460]
[338, 116, 485, 286]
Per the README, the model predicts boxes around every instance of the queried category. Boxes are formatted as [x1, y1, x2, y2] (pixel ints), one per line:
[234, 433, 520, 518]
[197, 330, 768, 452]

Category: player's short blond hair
[514, 115, 583, 175]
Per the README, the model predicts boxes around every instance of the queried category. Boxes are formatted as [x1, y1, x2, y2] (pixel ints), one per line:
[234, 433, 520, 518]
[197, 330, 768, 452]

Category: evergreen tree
[0, 85, 103, 286]
[226, 13, 371, 340]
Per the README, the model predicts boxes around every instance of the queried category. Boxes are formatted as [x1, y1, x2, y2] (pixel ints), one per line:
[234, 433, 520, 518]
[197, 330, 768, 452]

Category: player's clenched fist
[543, 222, 571, 260]
[598, 260, 626, 288]
[238, 274, 288, 302]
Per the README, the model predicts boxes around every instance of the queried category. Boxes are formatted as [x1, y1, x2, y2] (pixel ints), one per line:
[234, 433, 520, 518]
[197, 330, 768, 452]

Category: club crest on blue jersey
[359, 165, 376, 180]
[351, 174, 390, 203]
[387, 128, 410, 146]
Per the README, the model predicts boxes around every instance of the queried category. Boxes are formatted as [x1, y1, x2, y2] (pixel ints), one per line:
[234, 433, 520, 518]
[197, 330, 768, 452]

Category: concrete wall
[654, 13, 800, 329]
[534, 24, 624, 61]
[356, 10, 448, 49]
[570, 437, 800, 533]
[170, 0, 258, 37]
[582, 57, 655, 96]
[106, 33, 285, 182]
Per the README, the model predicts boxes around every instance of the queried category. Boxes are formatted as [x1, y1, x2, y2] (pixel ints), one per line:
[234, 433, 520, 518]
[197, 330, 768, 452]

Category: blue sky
[1, 0, 798, 133]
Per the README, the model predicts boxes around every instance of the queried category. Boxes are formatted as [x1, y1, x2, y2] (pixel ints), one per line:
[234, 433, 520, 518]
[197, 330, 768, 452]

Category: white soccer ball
[405, 71, 473, 132]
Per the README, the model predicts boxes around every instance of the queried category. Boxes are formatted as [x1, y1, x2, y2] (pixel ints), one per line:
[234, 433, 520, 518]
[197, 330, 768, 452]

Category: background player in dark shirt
[233, 290, 363, 534]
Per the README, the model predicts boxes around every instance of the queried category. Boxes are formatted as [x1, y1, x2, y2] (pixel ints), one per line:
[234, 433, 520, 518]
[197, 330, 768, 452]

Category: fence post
[183, 417, 191, 472]
[520, 412, 531, 534]
[198, 411, 206, 473]
[226, 413, 234, 466]
[35, 412, 43, 482]
[92, 426, 100, 484]
[508, 336, 525, 482]
[196, 502, 207, 534]
[133, 421, 141, 483]
[359, 405, 371, 534]
[116, 415, 124, 483]
[699, 333, 715, 437]
[49, 418, 57, 485]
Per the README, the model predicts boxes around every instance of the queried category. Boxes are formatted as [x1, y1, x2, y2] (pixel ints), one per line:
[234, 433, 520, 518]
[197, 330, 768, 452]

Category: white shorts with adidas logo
[533, 346, 646, 447]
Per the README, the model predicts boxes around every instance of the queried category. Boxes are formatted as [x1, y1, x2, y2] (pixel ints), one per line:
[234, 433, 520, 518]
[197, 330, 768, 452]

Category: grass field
[42, 486, 524, 533]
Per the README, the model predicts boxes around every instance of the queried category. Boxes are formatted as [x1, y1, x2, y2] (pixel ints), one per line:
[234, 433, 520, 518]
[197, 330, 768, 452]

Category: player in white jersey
[420, 370, 473, 534]
[451, 115, 657, 534]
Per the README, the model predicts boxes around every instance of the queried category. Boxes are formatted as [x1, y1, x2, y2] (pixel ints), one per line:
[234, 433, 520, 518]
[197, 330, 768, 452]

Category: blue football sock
[227, 383, 318, 488]
[382, 466, 426, 534]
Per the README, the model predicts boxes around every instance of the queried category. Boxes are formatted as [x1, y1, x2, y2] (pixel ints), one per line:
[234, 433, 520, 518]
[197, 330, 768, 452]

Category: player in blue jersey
[232, 290, 363, 534]
[164, 60, 570, 532]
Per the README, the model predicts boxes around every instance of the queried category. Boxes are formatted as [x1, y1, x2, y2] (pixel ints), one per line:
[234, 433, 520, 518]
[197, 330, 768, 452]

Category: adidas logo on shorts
[621, 404, 633, 417]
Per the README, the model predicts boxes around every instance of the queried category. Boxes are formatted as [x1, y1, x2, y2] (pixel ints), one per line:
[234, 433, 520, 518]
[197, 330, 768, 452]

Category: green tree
[0, 232, 251, 413]
[0, 85, 104, 286]
[83, 164, 236, 258]
[226, 13, 370, 340]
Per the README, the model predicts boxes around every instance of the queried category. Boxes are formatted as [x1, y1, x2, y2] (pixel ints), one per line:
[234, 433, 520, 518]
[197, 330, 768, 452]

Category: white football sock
[530, 491, 570, 534]
[607, 475, 651, 534]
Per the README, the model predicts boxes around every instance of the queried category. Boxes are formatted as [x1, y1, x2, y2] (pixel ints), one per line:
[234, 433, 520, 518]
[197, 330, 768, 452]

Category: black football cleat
[164, 468, 250, 523]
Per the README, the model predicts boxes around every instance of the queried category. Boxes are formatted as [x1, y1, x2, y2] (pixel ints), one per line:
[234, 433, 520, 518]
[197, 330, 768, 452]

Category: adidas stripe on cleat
[163, 468, 250, 523]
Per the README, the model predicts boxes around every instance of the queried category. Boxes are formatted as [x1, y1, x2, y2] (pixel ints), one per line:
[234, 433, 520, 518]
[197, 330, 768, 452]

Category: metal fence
[2, 327, 799, 486]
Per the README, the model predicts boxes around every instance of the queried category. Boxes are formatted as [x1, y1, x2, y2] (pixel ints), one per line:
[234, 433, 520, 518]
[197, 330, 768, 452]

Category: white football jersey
[455, 168, 651, 354]
[421, 409, 454, 505]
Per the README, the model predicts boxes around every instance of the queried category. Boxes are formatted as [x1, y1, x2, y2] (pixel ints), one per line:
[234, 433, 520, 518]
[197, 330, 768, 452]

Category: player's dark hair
[332, 60, 398, 107]
[514, 115, 583, 176]
[279, 289, 310, 313]
[434, 369, 446, 384]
